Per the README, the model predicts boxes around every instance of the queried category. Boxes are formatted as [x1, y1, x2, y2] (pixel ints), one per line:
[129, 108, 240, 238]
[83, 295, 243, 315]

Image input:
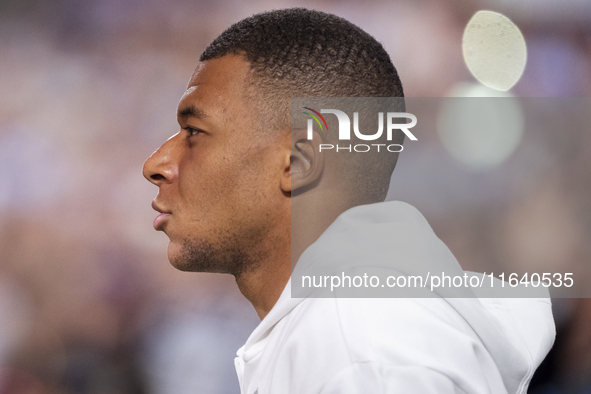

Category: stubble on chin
[170, 235, 260, 279]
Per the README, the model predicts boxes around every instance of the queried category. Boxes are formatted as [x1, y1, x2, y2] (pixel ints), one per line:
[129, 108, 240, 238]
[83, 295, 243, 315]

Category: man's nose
[143, 133, 180, 186]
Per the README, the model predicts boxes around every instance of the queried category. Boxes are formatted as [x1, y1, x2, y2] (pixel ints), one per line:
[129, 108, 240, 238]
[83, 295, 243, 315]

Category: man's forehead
[186, 55, 251, 91]
[186, 62, 207, 89]
[178, 55, 252, 113]
[179, 86, 199, 107]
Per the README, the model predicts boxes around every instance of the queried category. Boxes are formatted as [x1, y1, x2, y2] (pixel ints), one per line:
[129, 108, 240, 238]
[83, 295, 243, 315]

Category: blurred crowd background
[0, 0, 590, 393]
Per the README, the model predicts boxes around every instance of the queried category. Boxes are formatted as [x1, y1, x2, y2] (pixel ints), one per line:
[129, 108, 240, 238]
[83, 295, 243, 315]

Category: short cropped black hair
[201, 8, 403, 100]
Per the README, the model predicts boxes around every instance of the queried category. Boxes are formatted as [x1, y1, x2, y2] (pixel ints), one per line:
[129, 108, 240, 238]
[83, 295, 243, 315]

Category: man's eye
[185, 127, 202, 136]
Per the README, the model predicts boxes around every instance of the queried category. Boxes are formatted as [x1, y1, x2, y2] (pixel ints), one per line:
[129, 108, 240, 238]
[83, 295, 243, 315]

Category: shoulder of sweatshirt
[276, 296, 553, 394]
[287, 297, 489, 365]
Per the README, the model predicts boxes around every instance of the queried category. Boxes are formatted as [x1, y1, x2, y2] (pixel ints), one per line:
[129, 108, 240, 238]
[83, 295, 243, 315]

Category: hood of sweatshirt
[236, 201, 555, 394]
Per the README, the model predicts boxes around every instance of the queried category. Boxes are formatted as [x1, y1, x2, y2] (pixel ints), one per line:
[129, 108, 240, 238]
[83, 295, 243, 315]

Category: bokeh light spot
[463, 10, 527, 91]
[438, 83, 524, 171]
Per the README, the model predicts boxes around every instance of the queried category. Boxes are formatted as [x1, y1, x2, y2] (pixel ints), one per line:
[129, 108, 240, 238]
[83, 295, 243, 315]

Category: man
[143, 8, 555, 393]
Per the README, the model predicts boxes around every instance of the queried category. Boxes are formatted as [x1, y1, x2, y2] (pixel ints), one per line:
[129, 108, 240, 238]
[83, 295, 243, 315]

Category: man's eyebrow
[178, 105, 208, 119]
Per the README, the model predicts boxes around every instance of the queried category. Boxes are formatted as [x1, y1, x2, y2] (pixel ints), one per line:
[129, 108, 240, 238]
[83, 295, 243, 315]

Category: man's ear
[280, 128, 325, 194]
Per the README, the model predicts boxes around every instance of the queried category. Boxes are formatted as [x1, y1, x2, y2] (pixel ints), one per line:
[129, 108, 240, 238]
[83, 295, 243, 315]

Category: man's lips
[151, 201, 172, 230]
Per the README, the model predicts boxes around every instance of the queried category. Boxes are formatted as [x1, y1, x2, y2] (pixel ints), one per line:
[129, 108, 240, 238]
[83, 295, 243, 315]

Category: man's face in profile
[143, 55, 288, 275]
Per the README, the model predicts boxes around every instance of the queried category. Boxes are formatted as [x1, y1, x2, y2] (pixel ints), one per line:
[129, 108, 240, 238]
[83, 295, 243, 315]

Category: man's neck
[235, 192, 369, 320]
[235, 246, 291, 320]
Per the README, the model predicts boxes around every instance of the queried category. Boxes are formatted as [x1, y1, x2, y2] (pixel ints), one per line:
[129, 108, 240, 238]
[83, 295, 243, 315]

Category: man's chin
[165, 236, 256, 277]
[166, 241, 198, 272]
[165, 237, 238, 274]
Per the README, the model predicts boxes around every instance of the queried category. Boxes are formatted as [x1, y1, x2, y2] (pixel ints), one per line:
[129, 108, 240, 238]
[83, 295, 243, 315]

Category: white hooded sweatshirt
[234, 201, 555, 394]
